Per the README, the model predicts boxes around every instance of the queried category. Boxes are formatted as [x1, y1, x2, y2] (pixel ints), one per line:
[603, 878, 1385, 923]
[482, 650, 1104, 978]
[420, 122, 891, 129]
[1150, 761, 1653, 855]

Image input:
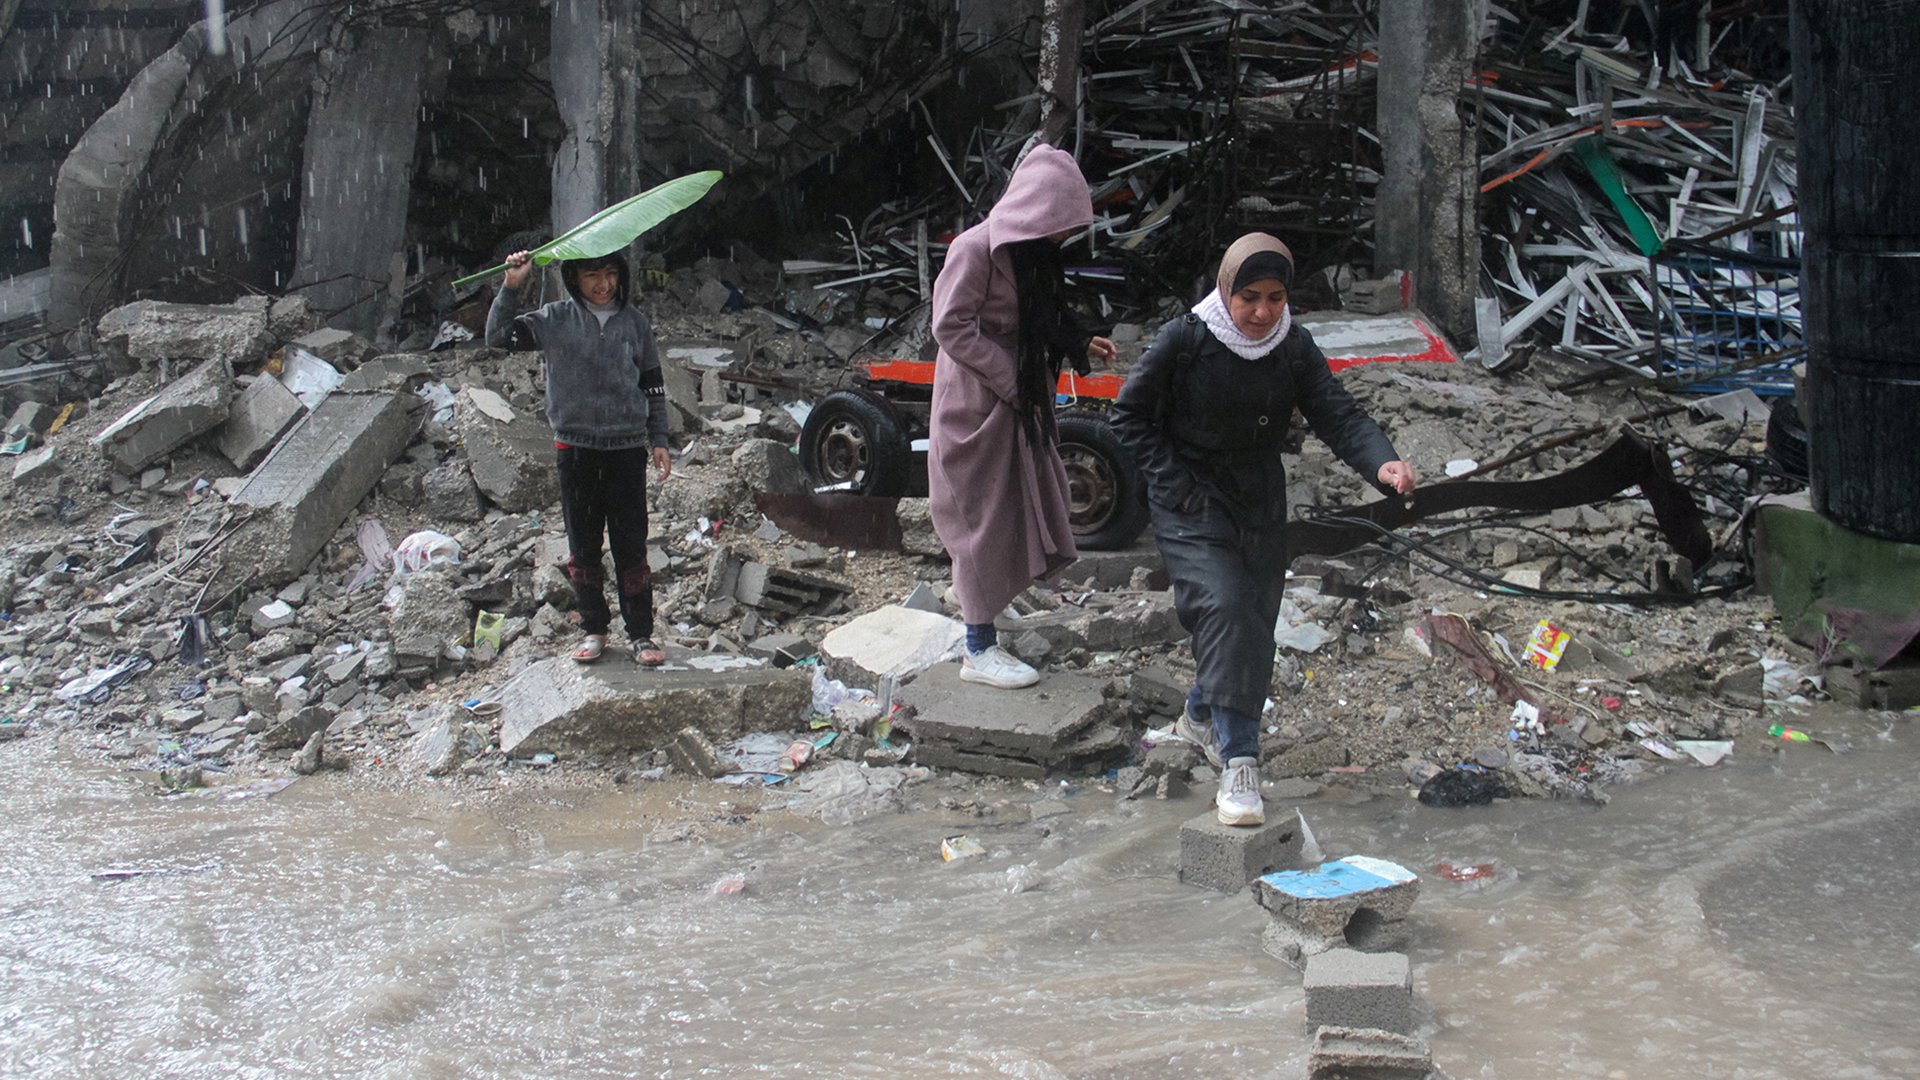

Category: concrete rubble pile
[0, 242, 1830, 808]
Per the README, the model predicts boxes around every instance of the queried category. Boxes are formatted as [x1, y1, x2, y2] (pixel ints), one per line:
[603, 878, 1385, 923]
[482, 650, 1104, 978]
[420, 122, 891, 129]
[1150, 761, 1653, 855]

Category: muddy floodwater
[5, 708, 1918, 1079]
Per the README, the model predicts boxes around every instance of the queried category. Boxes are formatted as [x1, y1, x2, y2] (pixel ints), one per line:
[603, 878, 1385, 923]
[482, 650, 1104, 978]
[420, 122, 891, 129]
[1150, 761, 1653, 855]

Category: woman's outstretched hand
[1377, 460, 1417, 495]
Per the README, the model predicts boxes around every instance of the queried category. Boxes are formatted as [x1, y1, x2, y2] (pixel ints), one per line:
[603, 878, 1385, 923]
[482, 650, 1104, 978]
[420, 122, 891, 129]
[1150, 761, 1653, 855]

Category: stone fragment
[895, 498, 945, 557]
[11, 445, 59, 484]
[459, 410, 560, 513]
[1304, 949, 1414, 1035]
[496, 654, 811, 757]
[1060, 541, 1167, 590]
[423, 462, 484, 522]
[260, 704, 334, 750]
[217, 374, 305, 471]
[91, 357, 233, 471]
[286, 327, 373, 370]
[5, 401, 54, 440]
[818, 605, 964, 688]
[730, 438, 805, 494]
[746, 632, 813, 667]
[389, 571, 467, 666]
[292, 731, 325, 774]
[218, 392, 420, 588]
[1307, 1026, 1432, 1080]
[1179, 810, 1303, 893]
[667, 725, 727, 778]
[1269, 738, 1351, 778]
[900, 582, 944, 614]
[409, 714, 462, 776]
[252, 600, 297, 633]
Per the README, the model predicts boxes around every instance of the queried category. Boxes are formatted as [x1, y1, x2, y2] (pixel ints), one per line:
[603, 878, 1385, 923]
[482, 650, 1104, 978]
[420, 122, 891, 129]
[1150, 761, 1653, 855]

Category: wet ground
[4, 706, 1917, 1079]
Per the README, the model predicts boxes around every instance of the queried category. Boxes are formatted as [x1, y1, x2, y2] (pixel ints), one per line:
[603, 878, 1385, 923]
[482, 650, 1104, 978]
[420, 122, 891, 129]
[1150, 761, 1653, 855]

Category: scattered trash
[1767, 724, 1812, 743]
[391, 530, 461, 576]
[786, 761, 923, 824]
[710, 875, 748, 896]
[54, 653, 155, 705]
[1434, 862, 1496, 883]
[941, 835, 986, 862]
[1524, 620, 1571, 671]
[1508, 700, 1545, 737]
[1005, 863, 1042, 894]
[1675, 740, 1733, 767]
[460, 698, 502, 717]
[472, 610, 505, 651]
[1417, 766, 1510, 807]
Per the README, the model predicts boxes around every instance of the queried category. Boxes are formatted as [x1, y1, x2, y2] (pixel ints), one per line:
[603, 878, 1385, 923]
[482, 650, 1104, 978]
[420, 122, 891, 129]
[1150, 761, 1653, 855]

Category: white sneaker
[1175, 703, 1223, 769]
[1216, 757, 1265, 826]
[959, 645, 1040, 689]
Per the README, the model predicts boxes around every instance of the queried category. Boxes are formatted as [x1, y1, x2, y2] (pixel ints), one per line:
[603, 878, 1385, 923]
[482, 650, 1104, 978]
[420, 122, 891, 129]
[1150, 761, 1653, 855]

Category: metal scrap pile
[786, 0, 1801, 391]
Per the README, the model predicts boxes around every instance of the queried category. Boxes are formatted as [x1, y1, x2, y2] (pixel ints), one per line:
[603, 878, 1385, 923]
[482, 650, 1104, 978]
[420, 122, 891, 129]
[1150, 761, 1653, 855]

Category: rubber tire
[799, 388, 913, 497]
[1056, 410, 1149, 550]
[1766, 396, 1809, 482]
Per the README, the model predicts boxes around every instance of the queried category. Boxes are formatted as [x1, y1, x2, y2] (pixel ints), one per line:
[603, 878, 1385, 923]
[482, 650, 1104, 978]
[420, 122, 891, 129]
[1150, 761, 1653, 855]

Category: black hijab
[1006, 238, 1089, 446]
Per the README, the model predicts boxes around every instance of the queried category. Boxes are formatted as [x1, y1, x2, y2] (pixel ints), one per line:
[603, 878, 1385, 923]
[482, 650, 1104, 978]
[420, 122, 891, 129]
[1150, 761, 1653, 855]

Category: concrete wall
[48, 0, 320, 325]
[0, 0, 198, 279]
[292, 25, 440, 338]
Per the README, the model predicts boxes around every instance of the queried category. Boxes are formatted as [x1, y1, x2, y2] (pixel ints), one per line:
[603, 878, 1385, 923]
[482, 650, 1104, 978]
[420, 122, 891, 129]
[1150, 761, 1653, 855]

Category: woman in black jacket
[1110, 233, 1417, 826]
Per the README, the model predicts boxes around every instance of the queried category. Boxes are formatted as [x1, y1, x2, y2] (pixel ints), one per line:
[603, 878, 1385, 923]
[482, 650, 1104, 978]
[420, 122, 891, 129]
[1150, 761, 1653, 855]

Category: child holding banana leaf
[474, 171, 720, 667]
[486, 249, 672, 666]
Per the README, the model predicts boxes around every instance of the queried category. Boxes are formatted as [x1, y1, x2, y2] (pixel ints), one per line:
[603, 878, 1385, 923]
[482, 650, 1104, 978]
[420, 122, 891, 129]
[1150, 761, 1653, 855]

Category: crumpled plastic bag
[392, 530, 461, 577]
[785, 761, 925, 824]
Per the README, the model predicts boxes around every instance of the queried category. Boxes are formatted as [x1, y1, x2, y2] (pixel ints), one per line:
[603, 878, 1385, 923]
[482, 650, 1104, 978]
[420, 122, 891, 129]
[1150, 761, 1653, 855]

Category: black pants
[556, 445, 654, 640]
[1151, 495, 1288, 761]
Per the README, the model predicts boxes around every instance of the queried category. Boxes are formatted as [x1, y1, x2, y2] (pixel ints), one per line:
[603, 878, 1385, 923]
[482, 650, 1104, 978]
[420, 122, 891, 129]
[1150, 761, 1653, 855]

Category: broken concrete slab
[1256, 856, 1421, 966]
[91, 297, 273, 369]
[897, 662, 1130, 777]
[1001, 591, 1185, 654]
[217, 373, 305, 471]
[1308, 1026, 1433, 1080]
[409, 714, 462, 777]
[91, 357, 233, 472]
[818, 605, 964, 689]
[454, 408, 559, 514]
[219, 391, 421, 588]
[11, 445, 60, 484]
[497, 653, 812, 757]
[1061, 540, 1167, 591]
[666, 725, 728, 778]
[910, 718, 1131, 781]
[706, 545, 852, 615]
[259, 703, 333, 750]
[746, 632, 814, 667]
[5, 401, 55, 441]
[1304, 949, 1415, 1035]
[1179, 811, 1303, 893]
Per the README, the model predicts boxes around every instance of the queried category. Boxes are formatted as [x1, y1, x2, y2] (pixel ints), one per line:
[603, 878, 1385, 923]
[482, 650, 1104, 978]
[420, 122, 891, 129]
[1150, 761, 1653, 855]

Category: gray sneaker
[1217, 757, 1265, 826]
[1175, 703, 1223, 769]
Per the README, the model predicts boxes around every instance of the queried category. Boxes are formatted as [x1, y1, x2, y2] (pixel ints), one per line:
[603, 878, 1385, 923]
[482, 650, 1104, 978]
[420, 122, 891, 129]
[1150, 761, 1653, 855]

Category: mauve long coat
[928, 145, 1094, 625]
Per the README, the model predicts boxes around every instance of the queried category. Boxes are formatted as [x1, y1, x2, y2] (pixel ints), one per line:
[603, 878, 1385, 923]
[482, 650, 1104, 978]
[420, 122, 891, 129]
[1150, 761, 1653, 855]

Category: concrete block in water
[497, 653, 811, 757]
[1304, 949, 1414, 1035]
[1178, 810, 1303, 893]
[1256, 855, 1420, 965]
[220, 391, 420, 587]
[1308, 1025, 1432, 1080]
[91, 357, 233, 471]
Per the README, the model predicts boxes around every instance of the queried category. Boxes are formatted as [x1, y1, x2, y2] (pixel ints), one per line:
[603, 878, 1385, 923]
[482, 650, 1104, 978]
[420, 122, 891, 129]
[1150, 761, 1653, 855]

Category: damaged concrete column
[1375, 0, 1478, 339]
[291, 25, 438, 340]
[549, 0, 645, 237]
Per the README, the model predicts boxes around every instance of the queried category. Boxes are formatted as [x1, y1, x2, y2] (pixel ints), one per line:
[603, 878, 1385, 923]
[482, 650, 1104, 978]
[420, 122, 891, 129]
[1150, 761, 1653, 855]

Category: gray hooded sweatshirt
[486, 284, 669, 451]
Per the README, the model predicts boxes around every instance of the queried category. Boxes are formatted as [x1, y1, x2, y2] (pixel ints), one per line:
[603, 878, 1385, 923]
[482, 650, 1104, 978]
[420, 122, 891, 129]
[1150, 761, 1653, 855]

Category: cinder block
[1304, 949, 1414, 1035]
[1179, 810, 1302, 892]
[1308, 1025, 1432, 1080]
[1255, 855, 1420, 965]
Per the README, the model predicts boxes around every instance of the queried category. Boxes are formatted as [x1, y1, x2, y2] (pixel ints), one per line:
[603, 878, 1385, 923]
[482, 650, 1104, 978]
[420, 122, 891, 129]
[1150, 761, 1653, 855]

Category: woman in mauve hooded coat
[928, 145, 1116, 689]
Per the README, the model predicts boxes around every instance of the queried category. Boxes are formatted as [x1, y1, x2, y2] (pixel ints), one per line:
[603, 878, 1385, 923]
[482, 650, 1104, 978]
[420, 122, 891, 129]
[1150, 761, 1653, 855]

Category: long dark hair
[1006, 238, 1083, 446]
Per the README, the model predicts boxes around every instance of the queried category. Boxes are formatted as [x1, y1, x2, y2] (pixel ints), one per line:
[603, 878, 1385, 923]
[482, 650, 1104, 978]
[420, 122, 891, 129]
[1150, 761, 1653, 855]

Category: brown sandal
[632, 639, 667, 667]
[571, 635, 607, 664]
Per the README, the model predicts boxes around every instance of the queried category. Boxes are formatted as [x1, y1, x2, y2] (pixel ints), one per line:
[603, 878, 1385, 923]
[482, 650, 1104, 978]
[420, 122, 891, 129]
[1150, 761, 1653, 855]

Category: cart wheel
[800, 388, 912, 497]
[1057, 411, 1149, 550]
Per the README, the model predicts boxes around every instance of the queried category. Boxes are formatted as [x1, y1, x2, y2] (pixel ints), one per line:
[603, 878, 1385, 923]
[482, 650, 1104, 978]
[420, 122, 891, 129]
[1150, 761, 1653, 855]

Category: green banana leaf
[453, 169, 724, 288]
